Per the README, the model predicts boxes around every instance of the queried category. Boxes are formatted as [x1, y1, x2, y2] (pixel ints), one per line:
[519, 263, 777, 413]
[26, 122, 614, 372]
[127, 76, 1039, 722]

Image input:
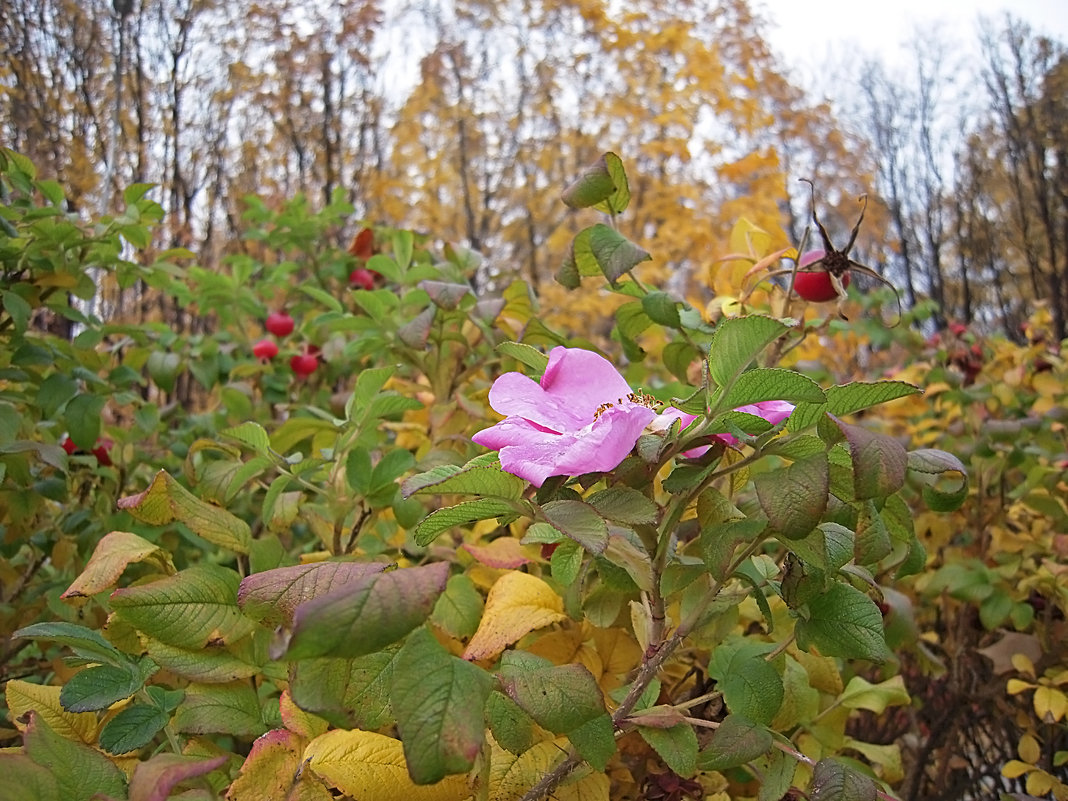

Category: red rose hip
[265, 311, 295, 338]
[252, 339, 279, 360]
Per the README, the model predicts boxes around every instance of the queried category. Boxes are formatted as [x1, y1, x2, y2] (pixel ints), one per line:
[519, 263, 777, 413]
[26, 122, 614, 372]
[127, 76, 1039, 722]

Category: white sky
[759, 0, 1068, 74]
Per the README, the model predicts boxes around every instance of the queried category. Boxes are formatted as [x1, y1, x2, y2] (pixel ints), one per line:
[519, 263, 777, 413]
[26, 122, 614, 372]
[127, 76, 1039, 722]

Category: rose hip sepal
[472, 347, 659, 487]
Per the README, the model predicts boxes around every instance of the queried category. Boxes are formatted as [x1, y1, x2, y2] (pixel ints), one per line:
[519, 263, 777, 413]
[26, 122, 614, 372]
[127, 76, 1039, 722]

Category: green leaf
[98, 702, 170, 755]
[496, 342, 549, 373]
[568, 713, 616, 771]
[109, 565, 257, 649]
[638, 721, 699, 777]
[707, 642, 784, 725]
[790, 381, 921, 431]
[574, 224, 651, 283]
[697, 714, 773, 770]
[833, 418, 907, 500]
[594, 152, 630, 214]
[707, 315, 789, 392]
[3, 290, 32, 333]
[391, 628, 492, 784]
[0, 754, 59, 800]
[641, 291, 681, 328]
[14, 622, 125, 666]
[117, 469, 251, 554]
[60, 664, 144, 713]
[22, 712, 127, 801]
[795, 582, 890, 662]
[720, 368, 825, 411]
[498, 651, 607, 735]
[431, 574, 484, 639]
[36, 374, 79, 419]
[561, 152, 628, 212]
[173, 682, 265, 736]
[290, 650, 399, 730]
[238, 562, 389, 626]
[587, 486, 659, 525]
[402, 462, 527, 501]
[286, 562, 449, 660]
[839, 675, 910, 714]
[64, 394, 105, 451]
[808, 757, 878, 801]
[221, 422, 272, 455]
[486, 691, 537, 755]
[908, 448, 968, 512]
[541, 500, 609, 554]
[297, 283, 344, 312]
[146, 350, 181, 393]
[550, 538, 584, 585]
[414, 498, 527, 546]
[754, 453, 829, 540]
[854, 501, 892, 565]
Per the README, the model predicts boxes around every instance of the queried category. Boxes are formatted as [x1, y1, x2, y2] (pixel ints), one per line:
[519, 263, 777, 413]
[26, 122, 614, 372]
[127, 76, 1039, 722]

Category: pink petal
[497, 404, 657, 487]
[540, 347, 634, 421]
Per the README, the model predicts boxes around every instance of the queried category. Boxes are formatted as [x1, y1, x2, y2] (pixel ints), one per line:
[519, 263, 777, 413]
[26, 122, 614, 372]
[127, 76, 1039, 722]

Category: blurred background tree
[1, 0, 1065, 336]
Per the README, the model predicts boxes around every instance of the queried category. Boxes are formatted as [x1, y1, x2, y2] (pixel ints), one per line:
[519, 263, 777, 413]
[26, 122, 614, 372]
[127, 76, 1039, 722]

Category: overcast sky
[759, 0, 1068, 75]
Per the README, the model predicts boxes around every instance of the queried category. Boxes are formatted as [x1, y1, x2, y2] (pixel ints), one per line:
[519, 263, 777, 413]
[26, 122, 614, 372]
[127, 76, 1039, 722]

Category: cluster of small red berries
[251, 228, 382, 378]
[252, 311, 319, 378]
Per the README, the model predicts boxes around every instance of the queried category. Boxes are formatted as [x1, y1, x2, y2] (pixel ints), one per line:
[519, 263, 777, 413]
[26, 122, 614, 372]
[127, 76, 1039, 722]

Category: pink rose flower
[472, 347, 659, 486]
[656, 400, 795, 455]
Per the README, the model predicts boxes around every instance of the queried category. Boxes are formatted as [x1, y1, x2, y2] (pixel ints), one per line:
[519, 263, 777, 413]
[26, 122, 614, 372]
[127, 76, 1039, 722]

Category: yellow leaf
[4, 680, 97, 744]
[61, 530, 175, 599]
[228, 729, 305, 801]
[1008, 678, 1037, 695]
[1026, 768, 1054, 797]
[1019, 733, 1042, 764]
[526, 626, 602, 680]
[1034, 686, 1067, 722]
[303, 729, 470, 801]
[489, 736, 608, 801]
[839, 675, 910, 714]
[462, 572, 566, 661]
[842, 738, 904, 784]
[1003, 759, 1032, 779]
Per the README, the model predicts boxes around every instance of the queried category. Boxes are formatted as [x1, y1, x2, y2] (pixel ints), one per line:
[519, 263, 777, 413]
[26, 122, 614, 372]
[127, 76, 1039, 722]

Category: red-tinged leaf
[808, 757, 878, 801]
[461, 538, 535, 568]
[278, 689, 328, 740]
[117, 469, 251, 554]
[237, 561, 390, 626]
[128, 753, 228, 801]
[832, 417, 907, 500]
[61, 530, 175, 598]
[754, 452, 829, 540]
[228, 729, 302, 801]
[286, 562, 449, 660]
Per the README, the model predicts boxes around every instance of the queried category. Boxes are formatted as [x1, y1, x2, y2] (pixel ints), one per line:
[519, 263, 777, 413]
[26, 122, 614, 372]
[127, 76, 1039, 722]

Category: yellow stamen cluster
[593, 389, 660, 420]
